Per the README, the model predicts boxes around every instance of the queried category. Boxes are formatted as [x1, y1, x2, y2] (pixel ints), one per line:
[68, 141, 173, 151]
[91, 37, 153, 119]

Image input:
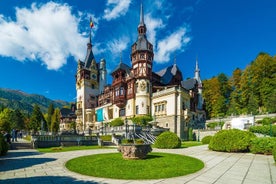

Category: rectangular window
[161, 104, 164, 111]
[119, 108, 125, 117]
[136, 105, 139, 114]
[115, 88, 119, 96]
[120, 87, 124, 95]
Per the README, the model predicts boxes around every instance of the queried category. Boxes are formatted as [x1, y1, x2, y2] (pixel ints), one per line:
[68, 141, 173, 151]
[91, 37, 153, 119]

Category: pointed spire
[174, 54, 177, 65]
[120, 51, 123, 64]
[138, 2, 146, 34]
[194, 57, 202, 85]
[84, 16, 95, 68]
[195, 56, 199, 72]
[139, 3, 145, 26]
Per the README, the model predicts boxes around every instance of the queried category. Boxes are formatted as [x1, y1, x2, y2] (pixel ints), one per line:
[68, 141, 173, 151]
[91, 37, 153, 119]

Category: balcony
[114, 95, 127, 108]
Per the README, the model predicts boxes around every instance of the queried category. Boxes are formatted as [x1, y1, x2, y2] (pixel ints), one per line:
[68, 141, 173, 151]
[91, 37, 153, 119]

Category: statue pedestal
[118, 144, 152, 160]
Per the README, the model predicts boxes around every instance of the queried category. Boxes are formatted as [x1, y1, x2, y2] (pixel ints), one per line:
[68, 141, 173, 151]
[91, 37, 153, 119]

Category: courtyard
[0, 139, 275, 184]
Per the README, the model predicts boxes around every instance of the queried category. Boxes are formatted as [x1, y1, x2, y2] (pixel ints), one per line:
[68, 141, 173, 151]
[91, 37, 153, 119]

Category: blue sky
[0, 0, 275, 102]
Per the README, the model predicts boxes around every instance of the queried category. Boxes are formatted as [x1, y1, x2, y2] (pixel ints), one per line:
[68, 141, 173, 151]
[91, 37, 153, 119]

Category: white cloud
[154, 27, 191, 63]
[0, 2, 87, 70]
[103, 0, 131, 21]
[107, 36, 130, 57]
[145, 14, 164, 47]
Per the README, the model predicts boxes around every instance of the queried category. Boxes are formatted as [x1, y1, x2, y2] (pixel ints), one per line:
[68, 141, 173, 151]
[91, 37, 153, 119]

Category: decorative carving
[139, 81, 146, 91]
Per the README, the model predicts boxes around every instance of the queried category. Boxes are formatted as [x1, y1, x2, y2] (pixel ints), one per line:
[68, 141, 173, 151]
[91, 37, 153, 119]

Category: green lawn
[181, 141, 203, 148]
[37, 145, 113, 153]
[66, 152, 204, 179]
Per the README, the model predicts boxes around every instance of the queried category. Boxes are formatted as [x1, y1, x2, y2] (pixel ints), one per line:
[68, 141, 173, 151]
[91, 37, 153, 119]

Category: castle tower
[131, 3, 154, 115]
[75, 19, 99, 133]
[99, 58, 107, 93]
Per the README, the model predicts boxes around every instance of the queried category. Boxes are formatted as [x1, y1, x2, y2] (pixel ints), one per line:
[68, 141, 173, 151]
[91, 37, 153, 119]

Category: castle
[74, 4, 205, 139]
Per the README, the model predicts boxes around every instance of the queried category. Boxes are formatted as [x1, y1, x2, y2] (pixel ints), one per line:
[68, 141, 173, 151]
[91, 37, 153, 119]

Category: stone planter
[118, 144, 152, 160]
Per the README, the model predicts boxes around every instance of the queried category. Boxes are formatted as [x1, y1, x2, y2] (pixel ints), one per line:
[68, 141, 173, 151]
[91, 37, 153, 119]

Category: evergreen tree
[29, 104, 43, 134]
[46, 103, 54, 132]
[10, 109, 25, 130]
[51, 108, 60, 134]
[228, 68, 243, 115]
[0, 108, 13, 132]
[217, 73, 231, 115]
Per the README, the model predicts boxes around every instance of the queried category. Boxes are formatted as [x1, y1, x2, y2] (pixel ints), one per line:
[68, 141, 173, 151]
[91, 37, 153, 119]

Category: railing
[31, 135, 98, 148]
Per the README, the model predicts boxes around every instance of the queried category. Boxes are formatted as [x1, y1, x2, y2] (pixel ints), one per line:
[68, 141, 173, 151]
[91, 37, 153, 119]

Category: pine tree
[51, 108, 60, 135]
[46, 103, 54, 132]
[29, 105, 43, 134]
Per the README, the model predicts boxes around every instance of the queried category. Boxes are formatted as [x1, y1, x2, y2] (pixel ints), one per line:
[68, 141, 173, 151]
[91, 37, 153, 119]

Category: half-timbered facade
[75, 4, 205, 139]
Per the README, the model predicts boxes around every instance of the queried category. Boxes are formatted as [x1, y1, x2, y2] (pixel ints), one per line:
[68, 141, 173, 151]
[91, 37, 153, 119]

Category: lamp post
[197, 128, 200, 142]
[101, 122, 103, 135]
[125, 118, 128, 139]
[270, 121, 272, 137]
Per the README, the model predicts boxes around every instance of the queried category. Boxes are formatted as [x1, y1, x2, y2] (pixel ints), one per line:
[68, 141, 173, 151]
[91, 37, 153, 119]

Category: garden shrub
[201, 135, 213, 144]
[0, 134, 8, 156]
[209, 129, 256, 152]
[110, 118, 124, 127]
[154, 131, 181, 149]
[206, 122, 217, 129]
[250, 137, 276, 155]
[121, 139, 134, 144]
[249, 125, 276, 137]
[100, 135, 112, 141]
[135, 139, 144, 144]
[273, 146, 276, 163]
[121, 139, 145, 145]
[188, 128, 194, 141]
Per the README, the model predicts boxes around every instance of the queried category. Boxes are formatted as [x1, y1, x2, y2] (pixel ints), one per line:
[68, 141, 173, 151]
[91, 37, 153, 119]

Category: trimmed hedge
[100, 135, 112, 141]
[249, 125, 276, 137]
[154, 131, 181, 149]
[250, 137, 276, 155]
[201, 135, 213, 144]
[209, 129, 256, 152]
[0, 134, 8, 156]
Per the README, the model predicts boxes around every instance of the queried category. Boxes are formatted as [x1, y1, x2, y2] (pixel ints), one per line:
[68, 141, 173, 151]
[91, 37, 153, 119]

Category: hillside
[0, 88, 71, 114]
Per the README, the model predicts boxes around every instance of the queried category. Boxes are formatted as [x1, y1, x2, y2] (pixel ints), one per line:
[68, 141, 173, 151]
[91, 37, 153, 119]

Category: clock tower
[75, 25, 100, 133]
[131, 3, 153, 115]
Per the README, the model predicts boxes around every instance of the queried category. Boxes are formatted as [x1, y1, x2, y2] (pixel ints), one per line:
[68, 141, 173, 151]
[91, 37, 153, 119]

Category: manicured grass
[181, 141, 203, 148]
[66, 152, 204, 179]
[37, 145, 112, 153]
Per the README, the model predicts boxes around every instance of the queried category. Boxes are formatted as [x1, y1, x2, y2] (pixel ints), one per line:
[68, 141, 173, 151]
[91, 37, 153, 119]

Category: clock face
[92, 74, 97, 79]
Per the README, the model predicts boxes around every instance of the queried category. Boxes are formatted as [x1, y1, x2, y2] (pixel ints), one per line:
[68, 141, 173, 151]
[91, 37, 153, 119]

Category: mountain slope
[0, 88, 71, 113]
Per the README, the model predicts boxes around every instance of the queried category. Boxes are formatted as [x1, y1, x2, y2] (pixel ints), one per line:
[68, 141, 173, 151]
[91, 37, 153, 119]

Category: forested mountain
[0, 88, 70, 114]
[203, 53, 276, 119]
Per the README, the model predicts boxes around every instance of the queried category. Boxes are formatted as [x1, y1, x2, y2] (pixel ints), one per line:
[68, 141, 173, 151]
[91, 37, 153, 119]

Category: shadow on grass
[0, 176, 107, 184]
[145, 154, 164, 160]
